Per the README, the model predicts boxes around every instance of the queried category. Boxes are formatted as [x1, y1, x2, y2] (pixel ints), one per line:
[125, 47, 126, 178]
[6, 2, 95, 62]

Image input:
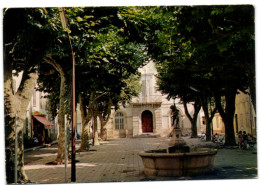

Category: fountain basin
[139, 148, 217, 177]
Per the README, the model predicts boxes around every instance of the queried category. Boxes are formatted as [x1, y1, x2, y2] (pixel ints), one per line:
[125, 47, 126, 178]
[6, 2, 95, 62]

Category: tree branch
[208, 18, 251, 38]
[209, 107, 217, 122]
[43, 56, 66, 78]
[183, 99, 192, 123]
[214, 92, 225, 119]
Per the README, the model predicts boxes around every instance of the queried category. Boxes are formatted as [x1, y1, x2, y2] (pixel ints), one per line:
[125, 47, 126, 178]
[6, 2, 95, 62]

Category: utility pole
[58, 7, 76, 182]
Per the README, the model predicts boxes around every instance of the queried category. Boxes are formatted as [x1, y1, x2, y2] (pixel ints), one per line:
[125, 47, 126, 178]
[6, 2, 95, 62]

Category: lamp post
[71, 43, 76, 183]
[58, 7, 76, 182]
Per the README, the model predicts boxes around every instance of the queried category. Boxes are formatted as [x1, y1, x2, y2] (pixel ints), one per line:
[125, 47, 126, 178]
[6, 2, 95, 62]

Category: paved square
[24, 137, 258, 183]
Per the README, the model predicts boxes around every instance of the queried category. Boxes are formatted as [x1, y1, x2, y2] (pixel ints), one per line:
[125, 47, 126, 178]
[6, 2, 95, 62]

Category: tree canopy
[133, 5, 255, 145]
[3, 6, 255, 183]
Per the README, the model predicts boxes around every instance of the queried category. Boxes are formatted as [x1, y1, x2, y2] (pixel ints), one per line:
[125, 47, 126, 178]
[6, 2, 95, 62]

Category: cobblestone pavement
[24, 137, 258, 184]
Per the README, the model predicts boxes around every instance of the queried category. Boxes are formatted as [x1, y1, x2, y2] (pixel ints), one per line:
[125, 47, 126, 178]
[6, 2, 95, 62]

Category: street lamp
[58, 7, 76, 182]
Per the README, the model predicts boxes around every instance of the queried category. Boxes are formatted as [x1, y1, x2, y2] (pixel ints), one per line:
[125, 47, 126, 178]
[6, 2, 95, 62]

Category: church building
[103, 61, 200, 138]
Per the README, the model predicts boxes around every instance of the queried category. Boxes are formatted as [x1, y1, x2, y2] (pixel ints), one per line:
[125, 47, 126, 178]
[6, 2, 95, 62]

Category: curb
[24, 141, 58, 152]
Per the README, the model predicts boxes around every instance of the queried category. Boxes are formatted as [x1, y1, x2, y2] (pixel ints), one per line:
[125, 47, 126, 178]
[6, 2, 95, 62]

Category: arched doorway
[142, 110, 153, 133]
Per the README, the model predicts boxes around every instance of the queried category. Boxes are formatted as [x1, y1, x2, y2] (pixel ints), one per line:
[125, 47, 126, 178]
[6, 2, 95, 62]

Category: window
[202, 116, 206, 125]
[115, 112, 124, 130]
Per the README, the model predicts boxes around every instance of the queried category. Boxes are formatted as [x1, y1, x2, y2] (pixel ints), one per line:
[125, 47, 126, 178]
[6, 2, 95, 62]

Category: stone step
[133, 133, 160, 138]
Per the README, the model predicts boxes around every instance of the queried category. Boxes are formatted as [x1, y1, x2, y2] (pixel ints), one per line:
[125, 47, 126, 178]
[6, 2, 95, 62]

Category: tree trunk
[100, 120, 107, 141]
[98, 114, 111, 141]
[98, 98, 112, 141]
[4, 63, 38, 183]
[205, 114, 211, 141]
[190, 119, 198, 138]
[92, 111, 100, 146]
[200, 95, 217, 141]
[183, 99, 201, 138]
[79, 93, 93, 152]
[214, 88, 237, 146]
[201, 97, 211, 141]
[44, 57, 67, 164]
[55, 75, 67, 164]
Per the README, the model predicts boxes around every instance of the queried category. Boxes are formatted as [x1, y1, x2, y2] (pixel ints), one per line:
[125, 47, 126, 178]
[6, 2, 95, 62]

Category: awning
[33, 115, 55, 129]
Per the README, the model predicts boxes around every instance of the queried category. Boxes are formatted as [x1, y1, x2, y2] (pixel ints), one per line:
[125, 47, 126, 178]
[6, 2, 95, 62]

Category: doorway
[142, 110, 153, 132]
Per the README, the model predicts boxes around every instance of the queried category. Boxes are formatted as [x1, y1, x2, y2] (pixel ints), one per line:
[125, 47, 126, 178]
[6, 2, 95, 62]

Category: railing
[132, 95, 162, 104]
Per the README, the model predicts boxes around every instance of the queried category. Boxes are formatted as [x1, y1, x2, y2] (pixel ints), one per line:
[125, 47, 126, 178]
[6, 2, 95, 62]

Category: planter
[139, 148, 217, 177]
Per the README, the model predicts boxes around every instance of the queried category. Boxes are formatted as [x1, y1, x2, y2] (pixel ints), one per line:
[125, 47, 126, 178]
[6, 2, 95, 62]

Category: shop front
[32, 111, 54, 145]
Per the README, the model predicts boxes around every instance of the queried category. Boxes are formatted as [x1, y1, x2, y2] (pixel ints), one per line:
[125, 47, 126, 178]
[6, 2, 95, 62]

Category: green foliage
[66, 7, 148, 109]
[33, 7, 149, 117]
[135, 5, 254, 144]
[135, 6, 254, 104]
[3, 8, 54, 73]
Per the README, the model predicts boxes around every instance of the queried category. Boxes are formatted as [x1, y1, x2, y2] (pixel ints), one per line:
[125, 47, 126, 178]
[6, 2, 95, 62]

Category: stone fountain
[139, 104, 217, 177]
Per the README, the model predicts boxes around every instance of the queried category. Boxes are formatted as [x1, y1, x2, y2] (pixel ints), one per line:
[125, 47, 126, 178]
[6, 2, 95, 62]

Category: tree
[144, 6, 254, 145]
[97, 74, 142, 141]
[35, 7, 74, 164]
[43, 56, 70, 164]
[124, 6, 254, 145]
[125, 6, 204, 138]
[178, 6, 254, 145]
[156, 61, 202, 138]
[78, 92, 93, 151]
[3, 8, 54, 183]
[66, 7, 148, 148]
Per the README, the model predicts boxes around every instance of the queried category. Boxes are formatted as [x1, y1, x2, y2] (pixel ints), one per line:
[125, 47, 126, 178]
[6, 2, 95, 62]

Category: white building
[101, 61, 201, 138]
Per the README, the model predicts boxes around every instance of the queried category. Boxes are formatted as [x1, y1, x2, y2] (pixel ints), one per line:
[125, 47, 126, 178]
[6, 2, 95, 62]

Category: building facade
[199, 90, 256, 138]
[14, 62, 255, 143]
[100, 61, 201, 138]
[234, 91, 256, 136]
[13, 72, 57, 144]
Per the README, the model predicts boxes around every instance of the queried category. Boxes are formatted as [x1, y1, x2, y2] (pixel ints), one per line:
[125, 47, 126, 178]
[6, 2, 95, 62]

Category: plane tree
[173, 6, 255, 145]
[70, 7, 147, 147]
[3, 8, 57, 183]
[37, 7, 147, 150]
[156, 61, 202, 138]
[131, 6, 254, 145]
[34, 7, 75, 164]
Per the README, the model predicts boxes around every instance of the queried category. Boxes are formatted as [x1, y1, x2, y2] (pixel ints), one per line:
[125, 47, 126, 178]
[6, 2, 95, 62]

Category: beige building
[234, 90, 256, 136]
[199, 90, 256, 137]
[97, 61, 201, 139]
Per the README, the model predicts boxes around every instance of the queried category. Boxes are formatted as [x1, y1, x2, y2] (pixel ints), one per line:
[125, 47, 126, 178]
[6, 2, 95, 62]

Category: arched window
[115, 112, 124, 130]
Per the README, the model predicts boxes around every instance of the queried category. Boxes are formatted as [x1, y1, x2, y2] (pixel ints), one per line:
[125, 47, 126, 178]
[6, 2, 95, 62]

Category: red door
[142, 110, 153, 132]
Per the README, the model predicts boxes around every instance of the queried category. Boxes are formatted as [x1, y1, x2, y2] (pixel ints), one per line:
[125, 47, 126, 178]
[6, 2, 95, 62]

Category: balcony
[132, 95, 162, 104]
